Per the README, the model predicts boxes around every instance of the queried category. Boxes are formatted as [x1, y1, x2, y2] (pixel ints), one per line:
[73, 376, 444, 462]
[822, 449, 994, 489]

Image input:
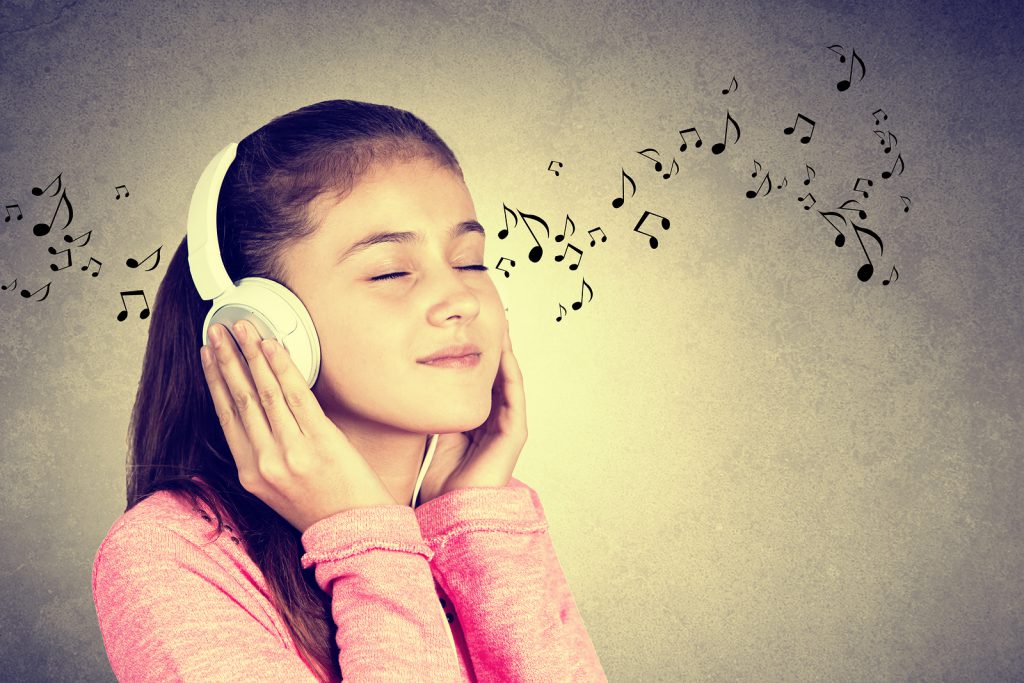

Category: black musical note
[47, 246, 73, 271]
[32, 187, 73, 238]
[632, 210, 670, 249]
[80, 257, 102, 277]
[571, 277, 593, 311]
[783, 113, 816, 144]
[547, 161, 563, 176]
[587, 227, 607, 246]
[497, 205, 546, 262]
[711, 112, 740, 155]
[126, 245, 163, 271]
[20, 281, 51, 301]
[554, 242, 583, 270]
[4, 203, 21, 222]
[31, 173, 63, 198]
[1, 278, 16, 291]
[882, 265, 899, 286]
[555, 303, 567, 323]
[826, 44, 846, 61]
[853, 177, 874, 198]
[881, 153, 905, 179]
[797, 192, 816, 210]
[637, 148, 663, 172]
[882, 131, 899, 154]
[752, 159, 761, 178]
[555, 215, 575, 243]
[661, 158, 679, 180]
[611, 169, 636, 209]
[63, 229, 92, 246]
[804, 164, 815, 186]
[515, 210, 548, 262]
[851, 223, 883, 282]
[817, 210, 847, 247]
[746, 173, 772, 199]
[114, 184, 130, 200]
[837, 48, 866, 91]
[776, 177, 787, 190]
[900, 196, 912, 213]
[872, 108, 888, 125]
[722, 76, 738, 95]
[495, 256, 516, 278]
[837, 199, 867, 220]
[116, 289, 150, 321]
[873, 130, 897, 154]
[678, 127, 702, 152]
[498, 204, 517, 239]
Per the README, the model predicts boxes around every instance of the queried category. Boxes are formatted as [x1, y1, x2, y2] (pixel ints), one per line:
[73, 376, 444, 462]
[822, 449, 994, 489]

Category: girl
[91, 99, 607, 682]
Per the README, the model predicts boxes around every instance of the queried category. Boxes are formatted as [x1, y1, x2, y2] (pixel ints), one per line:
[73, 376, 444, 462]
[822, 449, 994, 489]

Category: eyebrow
[336, 220, 486, 265]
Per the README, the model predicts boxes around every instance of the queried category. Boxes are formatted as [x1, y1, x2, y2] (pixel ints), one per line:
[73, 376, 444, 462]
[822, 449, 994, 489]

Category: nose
[424, 263, 482, 324]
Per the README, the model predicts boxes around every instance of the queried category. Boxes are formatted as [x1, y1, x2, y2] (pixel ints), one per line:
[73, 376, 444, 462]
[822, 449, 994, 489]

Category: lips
[417, 343, 482, 363]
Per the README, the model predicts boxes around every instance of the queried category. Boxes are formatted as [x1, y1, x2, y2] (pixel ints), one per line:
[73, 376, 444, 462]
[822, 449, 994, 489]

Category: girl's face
[280, 156, 506, 436]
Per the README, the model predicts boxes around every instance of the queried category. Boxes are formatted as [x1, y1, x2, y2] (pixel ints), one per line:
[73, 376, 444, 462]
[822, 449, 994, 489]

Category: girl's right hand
[200, 320, 399, 533]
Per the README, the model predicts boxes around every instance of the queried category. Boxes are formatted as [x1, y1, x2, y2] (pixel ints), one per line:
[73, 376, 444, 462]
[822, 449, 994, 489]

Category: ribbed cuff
[414, 485, 545, 550]
[300, 504, 433, 571]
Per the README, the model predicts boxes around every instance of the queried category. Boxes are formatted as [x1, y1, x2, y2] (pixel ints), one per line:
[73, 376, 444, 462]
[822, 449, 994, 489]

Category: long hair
[125, 99, 463, 682]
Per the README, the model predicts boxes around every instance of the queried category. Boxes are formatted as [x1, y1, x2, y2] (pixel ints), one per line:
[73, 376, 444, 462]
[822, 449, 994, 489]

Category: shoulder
[508, 475, 546, 515]
[98, 487, 213, 545]
[508, 475, 533, 493]
[90, 488, 296, 677]
[92, 487, 234, 591]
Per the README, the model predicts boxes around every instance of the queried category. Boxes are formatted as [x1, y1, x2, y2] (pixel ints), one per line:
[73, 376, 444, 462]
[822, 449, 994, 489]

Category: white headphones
[186, 142, 439, 505]
[186, 142, 322, 388]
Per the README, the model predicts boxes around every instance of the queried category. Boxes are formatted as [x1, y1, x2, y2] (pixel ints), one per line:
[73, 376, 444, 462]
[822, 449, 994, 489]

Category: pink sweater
[92, 475, 607, 682]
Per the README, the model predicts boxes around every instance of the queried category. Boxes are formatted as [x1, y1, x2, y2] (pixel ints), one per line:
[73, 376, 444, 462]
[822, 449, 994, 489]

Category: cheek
[474, 280, 504, 315]
[317, 337, 414, 413]
[481, 288, 507, 335]
[315, 313, 383, 373]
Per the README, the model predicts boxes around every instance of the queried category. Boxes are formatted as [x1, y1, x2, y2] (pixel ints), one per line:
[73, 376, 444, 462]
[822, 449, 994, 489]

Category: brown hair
[124, 99, 462, 682]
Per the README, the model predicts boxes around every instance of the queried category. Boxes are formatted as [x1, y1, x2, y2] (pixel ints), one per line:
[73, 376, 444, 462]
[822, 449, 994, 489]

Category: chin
[428, 401, 492, 434]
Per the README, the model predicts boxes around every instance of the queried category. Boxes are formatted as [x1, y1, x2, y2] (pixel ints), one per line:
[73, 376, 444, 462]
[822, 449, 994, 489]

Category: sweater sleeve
[93, 505, 462, 682]
[299, 503, 462, 681]
[414, 477, 608, 683]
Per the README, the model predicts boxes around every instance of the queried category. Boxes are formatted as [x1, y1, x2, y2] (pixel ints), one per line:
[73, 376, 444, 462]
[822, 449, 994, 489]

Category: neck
[324, 418, 430, 507]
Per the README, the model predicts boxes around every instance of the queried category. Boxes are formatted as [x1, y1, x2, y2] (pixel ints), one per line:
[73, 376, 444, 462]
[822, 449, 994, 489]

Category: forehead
[307, 158, 472, 241]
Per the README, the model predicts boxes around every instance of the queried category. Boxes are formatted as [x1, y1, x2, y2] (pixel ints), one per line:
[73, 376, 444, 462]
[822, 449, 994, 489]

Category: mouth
[417, 342, 482, 364]
[417, 352, 482, 369]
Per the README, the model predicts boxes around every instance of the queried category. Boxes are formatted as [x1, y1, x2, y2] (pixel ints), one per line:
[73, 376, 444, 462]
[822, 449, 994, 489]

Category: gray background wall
[1, 0, 1021, 680]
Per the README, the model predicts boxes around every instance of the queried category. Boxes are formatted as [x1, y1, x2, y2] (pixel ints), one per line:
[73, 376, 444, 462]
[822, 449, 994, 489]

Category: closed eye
[370, 265, 489, 282]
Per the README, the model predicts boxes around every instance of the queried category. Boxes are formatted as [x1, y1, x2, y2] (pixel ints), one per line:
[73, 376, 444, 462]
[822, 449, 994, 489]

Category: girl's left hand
[417, 319, 527, 506]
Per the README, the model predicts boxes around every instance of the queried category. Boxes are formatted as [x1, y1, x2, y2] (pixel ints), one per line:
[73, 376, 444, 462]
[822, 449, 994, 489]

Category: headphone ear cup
[201, 277, 321, 388]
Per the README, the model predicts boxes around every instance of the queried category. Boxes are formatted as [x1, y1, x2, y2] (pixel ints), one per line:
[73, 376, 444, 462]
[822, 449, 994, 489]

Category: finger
[253, 330, 331, 439]
[500, 326, 522, 385]
[494, 327, 526, 422]
[209, 322, 275, 449]
[200, 336, 258, 476]
[230, 320, 306, 444]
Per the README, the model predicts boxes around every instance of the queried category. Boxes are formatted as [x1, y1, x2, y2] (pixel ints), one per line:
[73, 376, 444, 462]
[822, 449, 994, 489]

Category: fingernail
[209, 326, 222, 347]
[232, 321, 247, 343]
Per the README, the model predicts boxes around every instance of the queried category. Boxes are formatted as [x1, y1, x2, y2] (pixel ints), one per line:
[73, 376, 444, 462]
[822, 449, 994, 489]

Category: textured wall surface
[1, 0, 1021, 681]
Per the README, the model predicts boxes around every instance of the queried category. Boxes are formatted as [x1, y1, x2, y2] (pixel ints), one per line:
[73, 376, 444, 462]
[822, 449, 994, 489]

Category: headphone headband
[186, 142, 237, 301]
